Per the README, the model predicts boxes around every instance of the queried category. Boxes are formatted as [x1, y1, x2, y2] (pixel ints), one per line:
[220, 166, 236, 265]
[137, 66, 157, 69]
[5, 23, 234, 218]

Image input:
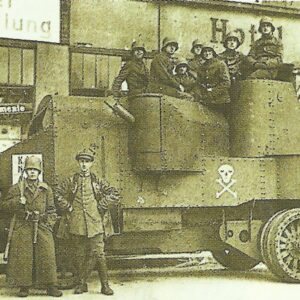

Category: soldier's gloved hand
[19, 196, 27, 205]
[179, 84, 185, 92]
[254, 62, 267, 70]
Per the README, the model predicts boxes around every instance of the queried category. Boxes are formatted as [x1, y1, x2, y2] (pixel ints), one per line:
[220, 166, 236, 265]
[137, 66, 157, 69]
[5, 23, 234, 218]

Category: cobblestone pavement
[0, 252, 299, 300]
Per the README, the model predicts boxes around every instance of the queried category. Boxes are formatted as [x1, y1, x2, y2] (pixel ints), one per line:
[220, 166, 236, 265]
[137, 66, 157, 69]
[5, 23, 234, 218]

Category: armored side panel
[230, 80, 300, 157]
[277, 155, 300, 199]
[121, 157, 277, 209]
[129, 94, 229, 171]
[51, 96, 127, 190]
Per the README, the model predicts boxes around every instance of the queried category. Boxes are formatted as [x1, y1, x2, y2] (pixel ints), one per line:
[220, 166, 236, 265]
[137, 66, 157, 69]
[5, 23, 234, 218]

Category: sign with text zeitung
[0, 0, 60, 43]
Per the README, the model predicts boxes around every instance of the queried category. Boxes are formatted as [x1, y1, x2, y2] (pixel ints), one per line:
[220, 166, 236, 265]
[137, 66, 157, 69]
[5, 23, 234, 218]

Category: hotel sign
[0, 0, 60, 43]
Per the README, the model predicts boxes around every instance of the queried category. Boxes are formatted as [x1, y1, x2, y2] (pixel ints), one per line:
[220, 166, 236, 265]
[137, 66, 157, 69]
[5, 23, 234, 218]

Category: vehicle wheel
[260, 209, 287, 271]
[261, 208, 300, 283]
[212, 246, 260, 271]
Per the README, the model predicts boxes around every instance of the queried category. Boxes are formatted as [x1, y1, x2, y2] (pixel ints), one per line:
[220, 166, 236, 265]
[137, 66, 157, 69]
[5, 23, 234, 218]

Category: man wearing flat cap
[112, 40, 149, 98]
[1, 156, 62, 298]
[247, 17, 283, 79]
[149, 37, 188, 98]
[56, 148, 120, 295]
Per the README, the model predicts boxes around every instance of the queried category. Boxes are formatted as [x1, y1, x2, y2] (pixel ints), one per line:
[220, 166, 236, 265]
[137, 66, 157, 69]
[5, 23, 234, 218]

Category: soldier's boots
[74, 282, 88, 294]
[47, 286, 63, 297]
[17, 287, 29, 297]
[97, 258, 114, 296]
[101, 284, 114, 296]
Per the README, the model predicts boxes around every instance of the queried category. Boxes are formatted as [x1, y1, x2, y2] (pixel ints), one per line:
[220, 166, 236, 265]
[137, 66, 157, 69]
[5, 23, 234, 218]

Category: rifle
[3, 172, 25, 262]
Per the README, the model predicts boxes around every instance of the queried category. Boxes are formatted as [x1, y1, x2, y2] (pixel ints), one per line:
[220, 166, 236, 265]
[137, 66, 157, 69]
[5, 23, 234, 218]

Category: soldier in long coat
[112, 41, 149, 97]
[149, 37, 187, 98]
[56, 149, 119, 295]
[188, 39, 205, 79]
[192, 43, 231, 106]
[1, 156, 62, 298]
[247, 17, 283, 79]
[219, 31, 248, 82]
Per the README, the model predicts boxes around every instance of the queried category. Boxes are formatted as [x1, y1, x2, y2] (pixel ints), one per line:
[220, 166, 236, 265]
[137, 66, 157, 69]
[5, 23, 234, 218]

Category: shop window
[0, 46, 35, 86]
[70, 46, 154, 97]
[70, 52, 122, 97]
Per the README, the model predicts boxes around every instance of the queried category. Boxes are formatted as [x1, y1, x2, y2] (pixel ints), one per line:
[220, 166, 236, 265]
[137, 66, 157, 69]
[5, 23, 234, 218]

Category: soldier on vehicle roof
[247, 17, 283, 80]
[188, 39, 205, 79]
[112, 41, 149, 97]
[174, 59, 196, 98]
[219, 31, 248, 83]
[1, 156, 62, 298]
[192, 43, 231, 106]
[55, 148, 120, 296]
[149, 37, 190, 99]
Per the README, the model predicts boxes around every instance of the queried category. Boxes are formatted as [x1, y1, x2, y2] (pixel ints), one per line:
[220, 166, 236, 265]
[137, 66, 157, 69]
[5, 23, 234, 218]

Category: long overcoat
[192, 57, 231, 105]
[112, 57, 149, 97]
[149, 52, 182, 97]
[218, 49, 249, 81]
[247, 35, 283, 79]
[1, 180, 58, 287]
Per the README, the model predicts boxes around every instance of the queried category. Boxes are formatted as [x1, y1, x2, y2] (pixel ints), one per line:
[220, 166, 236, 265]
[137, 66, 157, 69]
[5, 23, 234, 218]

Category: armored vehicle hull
[1, 80, 300, 282]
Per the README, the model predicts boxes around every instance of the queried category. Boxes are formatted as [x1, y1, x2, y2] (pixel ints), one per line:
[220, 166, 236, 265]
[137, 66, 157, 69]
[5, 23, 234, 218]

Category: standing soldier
[174, 59, 196, 97]
[149, 37, 187, 98]
[219, 31, 248, 82]
[56, 149, 119, 295]
[188, 39, 204, 79]
[1, 156, 62, 298]
[192, 43, 231, 106]
[112, 41, 149, 97]
[247, 17, 283, 79]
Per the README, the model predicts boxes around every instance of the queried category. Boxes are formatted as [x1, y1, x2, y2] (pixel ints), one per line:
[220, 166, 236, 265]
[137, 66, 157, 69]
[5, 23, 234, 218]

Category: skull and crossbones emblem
[216, 164, 237, 199]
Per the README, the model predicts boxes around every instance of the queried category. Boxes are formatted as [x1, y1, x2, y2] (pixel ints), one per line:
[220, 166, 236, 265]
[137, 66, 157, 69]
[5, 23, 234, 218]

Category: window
[69, 46, 154, 97]
[0, 44, 35, 104]
[0, 46, 35, 86]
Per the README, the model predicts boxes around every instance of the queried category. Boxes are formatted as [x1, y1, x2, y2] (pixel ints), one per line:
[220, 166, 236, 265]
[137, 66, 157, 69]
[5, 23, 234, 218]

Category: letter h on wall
[211, 18, 229, 44]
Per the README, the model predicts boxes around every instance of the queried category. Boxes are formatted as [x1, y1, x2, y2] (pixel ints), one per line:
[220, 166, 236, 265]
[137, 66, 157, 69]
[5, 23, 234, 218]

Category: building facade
[0, 0, 299, 152]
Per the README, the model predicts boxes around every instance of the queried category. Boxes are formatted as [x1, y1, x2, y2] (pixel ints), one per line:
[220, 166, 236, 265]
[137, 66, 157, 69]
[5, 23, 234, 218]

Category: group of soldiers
[112, 17, 283, 106]
[0, 150, 119, 297]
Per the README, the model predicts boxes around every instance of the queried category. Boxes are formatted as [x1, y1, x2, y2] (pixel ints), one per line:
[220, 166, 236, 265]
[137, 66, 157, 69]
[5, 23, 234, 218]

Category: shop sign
[0, 0, 60, 43]
[0, 104, 26, 114]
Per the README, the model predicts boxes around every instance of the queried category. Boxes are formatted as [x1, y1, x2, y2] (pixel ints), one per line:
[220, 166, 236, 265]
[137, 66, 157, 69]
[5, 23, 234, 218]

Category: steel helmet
[161, 37, 179, 51]
[200, 43, 217, 57]
[131, 40, 146, 53]
[24, 156, 42, 172]
[175, 58, 189, 72]
[258, 16, 275, 33]
[191, 39, 203, 54]
[224, 31, 242, 47]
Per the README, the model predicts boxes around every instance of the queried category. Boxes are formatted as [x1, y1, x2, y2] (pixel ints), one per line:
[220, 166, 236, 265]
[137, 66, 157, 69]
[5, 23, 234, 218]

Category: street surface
[0, 252, 300, 300]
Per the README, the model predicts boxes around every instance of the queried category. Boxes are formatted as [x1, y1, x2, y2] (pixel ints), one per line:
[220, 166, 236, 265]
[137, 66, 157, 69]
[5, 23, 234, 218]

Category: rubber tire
[261, 208, 300, 283]
[260, 209, 287, 273]
[212, 246, 260, 271]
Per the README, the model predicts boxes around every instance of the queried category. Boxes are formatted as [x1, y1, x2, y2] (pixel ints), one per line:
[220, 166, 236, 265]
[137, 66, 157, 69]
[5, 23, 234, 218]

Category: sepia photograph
[0, 0, 300, 299]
